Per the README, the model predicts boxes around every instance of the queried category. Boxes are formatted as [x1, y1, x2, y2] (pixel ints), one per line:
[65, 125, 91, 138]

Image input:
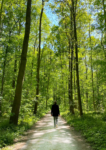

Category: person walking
[51, 101, 60, 128]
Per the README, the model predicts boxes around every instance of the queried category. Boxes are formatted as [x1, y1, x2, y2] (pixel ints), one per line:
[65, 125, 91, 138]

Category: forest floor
[2, 112, 93, 150]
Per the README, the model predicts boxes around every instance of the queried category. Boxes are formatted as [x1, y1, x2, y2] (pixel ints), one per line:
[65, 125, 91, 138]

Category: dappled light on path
[18, 113, 92, 150]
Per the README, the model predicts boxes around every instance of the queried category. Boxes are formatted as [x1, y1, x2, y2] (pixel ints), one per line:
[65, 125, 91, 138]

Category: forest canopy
[0, 0, 106, 121]
[0, 0, 106, 149]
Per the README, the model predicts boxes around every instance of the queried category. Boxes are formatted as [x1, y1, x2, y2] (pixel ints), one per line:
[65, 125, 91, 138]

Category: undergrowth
[0, 109, 49, 149]
[61, 109, 106, 150]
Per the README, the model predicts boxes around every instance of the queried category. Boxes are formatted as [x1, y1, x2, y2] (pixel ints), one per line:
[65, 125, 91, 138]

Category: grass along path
[2, 112, 93, 150]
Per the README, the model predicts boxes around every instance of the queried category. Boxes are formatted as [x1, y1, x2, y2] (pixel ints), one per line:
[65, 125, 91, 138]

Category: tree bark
[101, 32, 106, 58]
[0, 0, 4, 115]
[0, 0, 4, 36]
[103, 0, 106, 31]
[64, 15, 74, 114]
[0, 46, 8, 116]
[72, 0, 83, 116]
[34, 0, 44, 114]
[12, 53, 17, 88]
[85, 54, 88, 111]
[70, 7, 74, 114]
[46, 75, 50, 109]
[9, 0, 32, 125]
[12, 21, 22, 88]
[89, 21, 95, 111]
[0, 30, 11, 115]
[68, 39, 74, 114]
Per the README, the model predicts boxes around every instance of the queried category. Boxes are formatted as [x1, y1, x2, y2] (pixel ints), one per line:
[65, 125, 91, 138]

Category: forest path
[13, 112, 92, 150]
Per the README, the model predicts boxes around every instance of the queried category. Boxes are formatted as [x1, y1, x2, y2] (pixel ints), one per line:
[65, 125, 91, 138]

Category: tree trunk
[96, 64, 100, 110]
[85, 54, 88, 111]
[9, 0, 32, 125]
[0, 46, 8, 116]
[103, 0, 106, 31]
[0, 28, 11, 116]
[70, 7, 74, 114]
[12, 53, 17, 88]
[12, 21, 22, 88]
[0, 0, 4, 114]
[34, 0, 44, 114]
[68, 39, 74, 114]
[46, 75, 50, 109]
[72, 0, 83, 116]
[0, 0, 4, 36]
[89, 21, 95, 111]
[64, 17, 74, 114]
[73, 53, 76, 108]
[101, 32, 106, 58]
[31, 38, 37, 83]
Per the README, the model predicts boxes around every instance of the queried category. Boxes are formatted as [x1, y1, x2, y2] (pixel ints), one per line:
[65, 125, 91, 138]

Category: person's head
[54, 101, 57, 105]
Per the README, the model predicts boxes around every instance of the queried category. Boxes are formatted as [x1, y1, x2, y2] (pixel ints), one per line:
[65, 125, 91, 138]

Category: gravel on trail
[14, 112, 92, 150]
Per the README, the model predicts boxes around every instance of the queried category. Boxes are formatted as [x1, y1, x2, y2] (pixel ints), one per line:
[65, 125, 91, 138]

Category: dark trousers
[53, 116, 58, 127]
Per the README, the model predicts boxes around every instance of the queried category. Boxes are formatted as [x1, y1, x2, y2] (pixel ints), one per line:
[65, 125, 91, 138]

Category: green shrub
[102, 111, 106, 121]
[61, 110, 106, 150]
[0, 108, 49, 148]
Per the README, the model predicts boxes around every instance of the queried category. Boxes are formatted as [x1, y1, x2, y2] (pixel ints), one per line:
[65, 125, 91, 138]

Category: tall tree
[0, 0, 4, 36]
[89, 20, 95, 110]
[72, 0, 83, 116]
[0, 29, 11, 116]
[34, 0, 44, 114]
[10, 0, 32, 125]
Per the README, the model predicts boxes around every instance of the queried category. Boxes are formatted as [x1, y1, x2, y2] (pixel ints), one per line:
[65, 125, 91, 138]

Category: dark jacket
[51, 104, 60, 117]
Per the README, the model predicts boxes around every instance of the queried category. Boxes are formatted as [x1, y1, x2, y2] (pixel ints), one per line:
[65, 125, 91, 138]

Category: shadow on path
[12, 113, 92, 150]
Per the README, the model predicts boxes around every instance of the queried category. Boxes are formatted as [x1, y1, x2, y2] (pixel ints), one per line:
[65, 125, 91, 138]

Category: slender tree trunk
[85, 54, 88, 111]
[68, 41, 72, 113]
[46, 75, 50, 109]
[34, 0, 44, 114]
[1, 46, 8, 95]
[46, 51, 51, 109]
[102, 0, 106, 57]
[101, 32, 106, 58]
[70, 53, 74, 113]
[0, 0, 4, 36]
[70, 7, 74, 114]
[101, 86, 104, 111]
[12, 59, 17, 88]
[0, 46, 8, 116]
[0, 29, 11, 115]
[68, 40, 74, 114]
[73, 51, 77, 108]
[96, 64, 100, 110]
[89, 21, 95, 111]
[72, 0, 83, 116]
[31, 38, 37, 83]
[64, 18, 74, 114]
[0, 0, 4, 114]
[12, 21, 22, 88]
[103, 0, 106, 31]
[74, 64, 76, 107]
[9, 0, 32, 125]
[12, 51, 17, 88]
[91, 61, 95, 110]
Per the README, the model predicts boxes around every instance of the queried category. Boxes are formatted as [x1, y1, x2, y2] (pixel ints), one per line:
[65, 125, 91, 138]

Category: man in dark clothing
[51, 101, 60, 128]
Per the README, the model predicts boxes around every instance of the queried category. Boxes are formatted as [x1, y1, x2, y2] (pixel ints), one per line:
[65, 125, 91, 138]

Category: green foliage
[61, 110, 106, 150]
[0, 0, 106, 149]
[0, 108, 49, 148]
[102, 111, 106, 121]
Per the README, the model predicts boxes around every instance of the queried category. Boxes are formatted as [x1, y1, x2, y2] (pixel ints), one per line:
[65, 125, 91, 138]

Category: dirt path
[3, 113, 92, 150]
